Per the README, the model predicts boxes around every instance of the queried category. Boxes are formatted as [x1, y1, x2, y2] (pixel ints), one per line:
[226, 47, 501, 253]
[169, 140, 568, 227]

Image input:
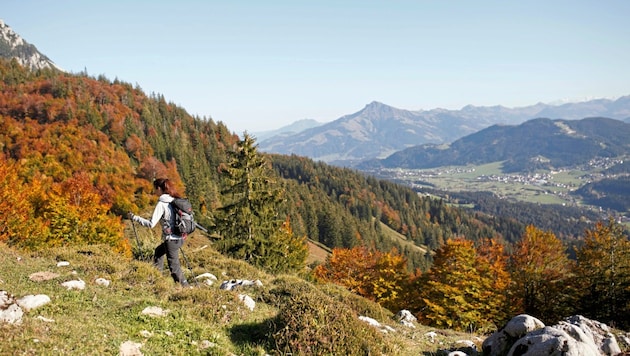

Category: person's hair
[153, 178, 183, 198]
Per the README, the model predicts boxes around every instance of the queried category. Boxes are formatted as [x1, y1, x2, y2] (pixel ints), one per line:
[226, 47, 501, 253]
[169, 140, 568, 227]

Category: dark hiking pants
[154, 238, 187, 285]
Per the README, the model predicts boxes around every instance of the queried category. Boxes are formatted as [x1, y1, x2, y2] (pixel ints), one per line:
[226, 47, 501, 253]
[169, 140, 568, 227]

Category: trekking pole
[131, 219, 141, 249]
[194, 222, 209, 233]
[180, 247, 200, 287]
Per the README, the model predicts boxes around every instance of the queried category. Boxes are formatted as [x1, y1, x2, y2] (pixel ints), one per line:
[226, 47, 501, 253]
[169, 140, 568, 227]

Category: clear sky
[3, 1, 630, 134]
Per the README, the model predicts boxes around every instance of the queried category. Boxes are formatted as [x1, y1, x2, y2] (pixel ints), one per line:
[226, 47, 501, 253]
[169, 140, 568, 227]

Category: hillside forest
[1, 58, 629, 331]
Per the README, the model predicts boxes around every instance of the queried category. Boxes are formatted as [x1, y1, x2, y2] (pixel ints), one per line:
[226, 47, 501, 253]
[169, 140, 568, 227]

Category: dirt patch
[29, 271, 60, 282]
[306, 241, 330, 265]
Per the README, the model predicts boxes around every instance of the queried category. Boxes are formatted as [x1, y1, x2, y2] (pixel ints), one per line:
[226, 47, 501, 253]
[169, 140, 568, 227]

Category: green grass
[379, 220, 428, 255]
[0, 229, 481, 355]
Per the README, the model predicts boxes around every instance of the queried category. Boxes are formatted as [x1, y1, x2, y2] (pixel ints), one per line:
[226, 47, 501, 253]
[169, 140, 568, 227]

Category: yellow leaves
[0, 158, 127, 253]
[414, 237, 514, 331]
[0, 158, 47, 244]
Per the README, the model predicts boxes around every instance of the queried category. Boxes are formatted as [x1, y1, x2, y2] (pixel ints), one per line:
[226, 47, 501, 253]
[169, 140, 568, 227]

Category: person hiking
[129, 178, 190, 288]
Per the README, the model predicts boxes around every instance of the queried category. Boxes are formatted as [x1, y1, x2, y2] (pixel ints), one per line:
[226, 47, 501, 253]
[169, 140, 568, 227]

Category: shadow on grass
[229, 318, 275, 351]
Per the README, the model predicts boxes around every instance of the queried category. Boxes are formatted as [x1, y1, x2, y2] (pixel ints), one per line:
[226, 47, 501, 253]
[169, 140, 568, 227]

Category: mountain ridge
[359, 117, 630, 172]
[259, 97, 630, 166]
[0, 20, 61, 71]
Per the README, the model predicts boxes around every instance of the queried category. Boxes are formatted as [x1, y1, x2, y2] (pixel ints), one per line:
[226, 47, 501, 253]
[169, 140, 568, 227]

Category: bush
[262, 276, 395, 355]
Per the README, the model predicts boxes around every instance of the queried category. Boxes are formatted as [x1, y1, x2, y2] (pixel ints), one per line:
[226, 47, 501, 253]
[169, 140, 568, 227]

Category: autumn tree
[574, 218, 630, 329]
[0, 157, 46, 245]
[413, 238, 502, 331]
[510, 225, 576, 323]
[477, 238, 517, 325]
[40, 172, 130, 255]
[214, 133, 307, 273]
[313, 245, 410, 311]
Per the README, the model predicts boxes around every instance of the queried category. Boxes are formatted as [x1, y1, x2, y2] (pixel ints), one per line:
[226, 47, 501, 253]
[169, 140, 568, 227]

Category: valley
[368, 158, 630, 221]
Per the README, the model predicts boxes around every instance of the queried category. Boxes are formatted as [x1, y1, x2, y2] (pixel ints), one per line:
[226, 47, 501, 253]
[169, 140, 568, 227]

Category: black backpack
[169, 198, 196, 237]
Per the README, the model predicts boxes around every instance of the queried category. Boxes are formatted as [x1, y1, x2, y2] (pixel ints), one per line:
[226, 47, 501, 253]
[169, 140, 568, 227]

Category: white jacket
[132, 194, 179, 239]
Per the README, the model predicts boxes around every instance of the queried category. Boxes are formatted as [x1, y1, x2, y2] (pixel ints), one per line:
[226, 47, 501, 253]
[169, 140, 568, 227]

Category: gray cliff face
[0, 19, 62, 71]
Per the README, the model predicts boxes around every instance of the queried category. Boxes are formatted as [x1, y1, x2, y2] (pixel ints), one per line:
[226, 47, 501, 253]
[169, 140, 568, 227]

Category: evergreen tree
[214, 134, 306, 273]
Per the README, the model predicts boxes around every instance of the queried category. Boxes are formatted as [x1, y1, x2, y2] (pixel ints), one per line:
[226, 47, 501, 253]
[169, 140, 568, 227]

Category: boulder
[395, 309, 417, 328]
[482, 314, 545, 356]
[509, 326, 599, 356]
[560, 315, 621, 355]
[483, 314, 624, 356]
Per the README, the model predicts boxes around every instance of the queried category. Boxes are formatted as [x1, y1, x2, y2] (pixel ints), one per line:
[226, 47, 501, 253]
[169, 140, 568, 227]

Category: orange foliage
[313, 245, 410, 310]
[0, 157, 47, 244]
[510, 225, 574, 323]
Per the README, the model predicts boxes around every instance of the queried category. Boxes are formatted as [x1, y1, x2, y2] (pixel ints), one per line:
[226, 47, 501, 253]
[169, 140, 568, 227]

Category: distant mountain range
[252, 118, 322, 142]
[258, 98, 630, 167]
[0, 20, 60, 71]
[358, 117, 630, 173]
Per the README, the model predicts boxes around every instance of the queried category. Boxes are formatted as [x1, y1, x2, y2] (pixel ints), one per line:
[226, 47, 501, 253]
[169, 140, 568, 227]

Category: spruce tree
[215, 133, 306, 273]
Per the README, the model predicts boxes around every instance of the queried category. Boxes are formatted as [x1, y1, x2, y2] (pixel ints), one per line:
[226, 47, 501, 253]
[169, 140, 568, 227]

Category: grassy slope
[0, 224, 479, 355]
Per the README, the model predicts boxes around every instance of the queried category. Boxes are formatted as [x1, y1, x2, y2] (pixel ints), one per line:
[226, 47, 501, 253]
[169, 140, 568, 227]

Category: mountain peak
[359, 101, 399, 117]
[0, 19, 62, 71]
[365, 101, 386, 108]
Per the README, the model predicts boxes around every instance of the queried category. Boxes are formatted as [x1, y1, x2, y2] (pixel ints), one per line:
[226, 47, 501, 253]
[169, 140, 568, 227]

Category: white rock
[56, 261, 70, 267]
[141, 306, 169, 317]
[383, 325, 396, 333]
[220, 280, 239, 290]
[0, 291, 14, 308]
[455, 340, 477, 349]
[95, 278, 111, 287]
[425, 331, 438, 343]
[504, 314, 545, 338]
[448, 352, 467, 356]
[200, 340, 216, 349]
[401, 320, 416, 328]
[508, 326, 599, 356]
[0, 303, 23, 324]
[195, 273, 217, 281]
[17, 294, 51, 311]
[220, 279, 263, 291]
[396, 309, 417, 324]
[61, 279, 85, 290]
[359, 315, 381, 327]
[36, 316, 55, 323]
[119, 340, 143, 356]
[238, 294, 255, 311]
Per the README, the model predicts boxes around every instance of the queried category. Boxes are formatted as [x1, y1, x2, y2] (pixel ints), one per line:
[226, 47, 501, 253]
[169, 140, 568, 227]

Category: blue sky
[4, 1, 630, 134]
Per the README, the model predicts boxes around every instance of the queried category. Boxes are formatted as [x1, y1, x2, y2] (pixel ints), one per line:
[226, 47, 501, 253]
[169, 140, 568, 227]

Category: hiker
[128, 178, 190, 288]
